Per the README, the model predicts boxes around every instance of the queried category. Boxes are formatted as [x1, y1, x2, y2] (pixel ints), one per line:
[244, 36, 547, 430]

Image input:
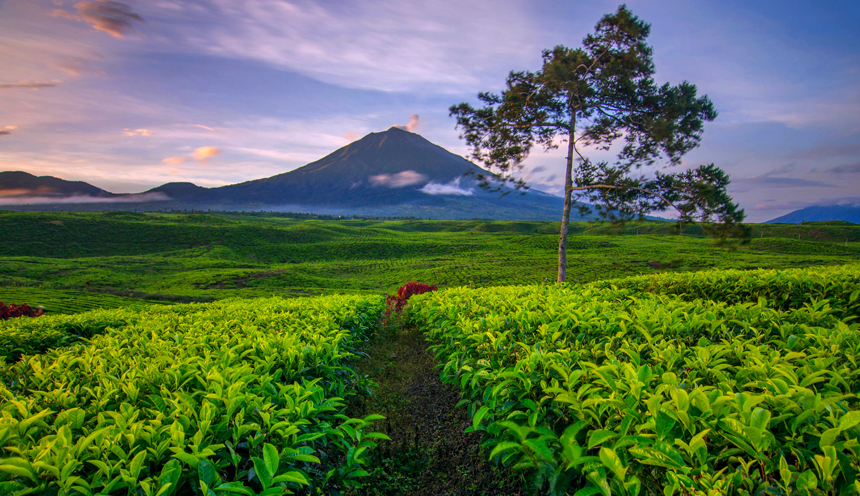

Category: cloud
[731, 175, 836, 193]
[234, 147, 304, 161]
[344, 131, 359, 141]
[123, 128, 154, 136]
[52, 56, 106, 77]
[162, 156, 186, 165]
[0, 191, 169, 206]
[192, 146, 222, 161]
[193, 124, 214, 131]
[0, 126, 15, 136]
[793, 143, 860, 160]
[169, 0, 538, 93]
[829, 163, 860, 174]
[419, 177, 474, 196]
[754, 177, 834, 188]
[753, 197, 860, 211]
[394, 114, 420, 132]
[369, 170, 427, 188]
[53, 0, 144, 38]
[763, 163, 798, 176]
[0, 81, 58, 89]
[160, 147, 222, 169]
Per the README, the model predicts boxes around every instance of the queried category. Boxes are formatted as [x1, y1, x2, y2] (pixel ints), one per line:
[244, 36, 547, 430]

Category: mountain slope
[1, 128, 575, 220]
[146, 126, 570, 219]
[766, 205, 860, 224]
[0, 171, 114, 199]
[213, 127, 488, 206]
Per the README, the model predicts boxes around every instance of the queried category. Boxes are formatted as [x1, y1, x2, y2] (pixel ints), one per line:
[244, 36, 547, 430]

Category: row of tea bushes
[0, 295, 387, 495]
[0, 310, 134, 363]
[408, 284, 860, 495]
[591, 264, 860, 320]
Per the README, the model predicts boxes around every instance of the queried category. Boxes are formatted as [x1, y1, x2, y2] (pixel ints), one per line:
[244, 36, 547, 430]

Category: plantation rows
[407, 264, 860, 495]
[0, 295, 387, 495]
[1, 264, 859, 494]
[594, 264, 860, 320]
[2, 212, 859, 312]
[0, 288, 166, 316]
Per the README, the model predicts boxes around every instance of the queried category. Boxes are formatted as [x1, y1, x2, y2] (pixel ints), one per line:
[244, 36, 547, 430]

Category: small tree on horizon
[450, 5, 748, 282]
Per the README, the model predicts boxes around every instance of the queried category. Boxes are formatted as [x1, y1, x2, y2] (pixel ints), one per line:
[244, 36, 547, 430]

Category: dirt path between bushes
[349, 325, 526, 496]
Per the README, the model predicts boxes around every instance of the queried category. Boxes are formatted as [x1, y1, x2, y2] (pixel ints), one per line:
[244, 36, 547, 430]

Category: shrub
[385, 282, 438, 318]
[0, 301, 44, 321]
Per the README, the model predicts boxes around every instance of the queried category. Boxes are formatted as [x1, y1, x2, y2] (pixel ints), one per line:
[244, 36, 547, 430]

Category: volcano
[3, 127, 573, 220]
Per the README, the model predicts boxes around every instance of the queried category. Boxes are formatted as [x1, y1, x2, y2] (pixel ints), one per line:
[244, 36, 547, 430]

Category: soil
[349, 324, 527, 496]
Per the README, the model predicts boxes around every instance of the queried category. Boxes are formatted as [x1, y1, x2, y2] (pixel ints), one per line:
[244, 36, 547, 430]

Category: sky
[1, 0, 859, 222]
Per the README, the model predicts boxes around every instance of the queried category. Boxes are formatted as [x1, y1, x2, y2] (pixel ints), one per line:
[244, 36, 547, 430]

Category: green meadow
[1, 211, 860, 495]
[1, 211, 859, 314]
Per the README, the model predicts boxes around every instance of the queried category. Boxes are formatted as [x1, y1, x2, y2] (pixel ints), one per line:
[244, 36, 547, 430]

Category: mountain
[215, 127, 487, 206]
[766, 205, 860, 224]
[145, 182, 210, 200]
[0, 171, 114, 200]
[1, 128, 573, 220]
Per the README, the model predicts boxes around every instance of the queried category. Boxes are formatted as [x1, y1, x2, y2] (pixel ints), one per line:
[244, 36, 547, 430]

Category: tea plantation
[2, 211, 859, 313]
[0, 295, 387, 494]
[408, 264, 860, 495]
[1, 211, 859, 495]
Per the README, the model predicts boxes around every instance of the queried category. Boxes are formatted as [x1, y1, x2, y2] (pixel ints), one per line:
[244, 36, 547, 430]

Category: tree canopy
[450, 5, 747, 282]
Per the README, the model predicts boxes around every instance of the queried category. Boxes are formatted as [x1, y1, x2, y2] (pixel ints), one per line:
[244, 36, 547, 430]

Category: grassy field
[1, 211, 859, 314]
[1, 211, 859, 495]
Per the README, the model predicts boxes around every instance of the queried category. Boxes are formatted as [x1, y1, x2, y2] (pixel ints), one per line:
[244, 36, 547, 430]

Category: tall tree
[451, 5, 747, 282]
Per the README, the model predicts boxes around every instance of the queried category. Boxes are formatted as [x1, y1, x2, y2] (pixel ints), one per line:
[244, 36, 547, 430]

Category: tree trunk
[558, 121, 575, 283]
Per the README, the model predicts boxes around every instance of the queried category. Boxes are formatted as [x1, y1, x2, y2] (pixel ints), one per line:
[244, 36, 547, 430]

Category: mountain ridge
[1, 128, 575, 220]
[765, 204, 860, 224]
[0, 170, 115, 199]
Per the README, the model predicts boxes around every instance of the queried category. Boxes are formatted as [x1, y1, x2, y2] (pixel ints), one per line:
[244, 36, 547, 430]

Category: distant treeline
[141, 208, 426, 221]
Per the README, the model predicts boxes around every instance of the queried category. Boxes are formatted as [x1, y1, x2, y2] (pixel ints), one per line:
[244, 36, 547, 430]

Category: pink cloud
[394, 114, 420, 132]
[53, 0, 144, 38]
[162, 156, 186, 165]
[193, 146, 222, 161]
[123, 128, 154, 136]
[0, 80, 58, 90]
[52, 56, 106, 77]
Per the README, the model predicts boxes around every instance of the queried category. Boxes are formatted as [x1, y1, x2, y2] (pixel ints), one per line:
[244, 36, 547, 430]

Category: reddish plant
[385, 281, 438, 317]
[0, 301, 44, 320]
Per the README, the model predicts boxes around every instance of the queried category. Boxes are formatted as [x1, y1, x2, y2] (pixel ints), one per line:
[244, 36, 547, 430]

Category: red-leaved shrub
[0, 302, 44, 321]
[384, 282, 437, 318]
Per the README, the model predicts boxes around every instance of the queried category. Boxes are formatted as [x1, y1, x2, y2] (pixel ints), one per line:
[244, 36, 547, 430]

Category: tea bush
[0, 294, 387, 495]
[408, 283, 860, 495]
[593, 264, 860, 320]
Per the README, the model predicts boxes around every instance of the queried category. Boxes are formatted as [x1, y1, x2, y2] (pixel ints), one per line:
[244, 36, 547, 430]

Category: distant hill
[146, 182, 209, 199]
[1, 128, 579, 220]
[0, 171, 114, 200]
[765, 205, 860, 224]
